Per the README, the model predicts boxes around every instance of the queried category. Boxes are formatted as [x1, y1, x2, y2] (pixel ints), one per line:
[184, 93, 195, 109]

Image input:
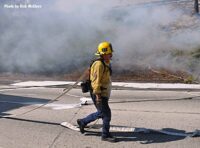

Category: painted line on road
[11, 81, 200, 90]
[61, 121, 200, 137]
[0, 100, 81, 110]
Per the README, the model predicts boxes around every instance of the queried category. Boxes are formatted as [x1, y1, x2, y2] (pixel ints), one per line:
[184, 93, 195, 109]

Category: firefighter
[77, 41, 117, 142]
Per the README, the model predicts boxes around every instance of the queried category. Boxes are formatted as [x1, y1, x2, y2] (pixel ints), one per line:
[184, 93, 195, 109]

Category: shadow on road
[115, 129, 185, 144]
[85, 128, 188, 144]
[1, 116, 60, 126]
[0, 94, 49, 117]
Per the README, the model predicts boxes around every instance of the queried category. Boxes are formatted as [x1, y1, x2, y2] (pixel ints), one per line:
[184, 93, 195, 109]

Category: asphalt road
[0, 85, 200, 148]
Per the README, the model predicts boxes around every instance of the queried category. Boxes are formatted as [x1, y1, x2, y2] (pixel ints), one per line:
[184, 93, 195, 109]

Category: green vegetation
[191, 48, 200, 58]
[169, 47, 200, 84]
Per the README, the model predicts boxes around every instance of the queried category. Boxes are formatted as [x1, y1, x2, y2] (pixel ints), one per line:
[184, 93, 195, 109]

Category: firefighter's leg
[78, 93, 102, 126]
[101, 97, 111, 137]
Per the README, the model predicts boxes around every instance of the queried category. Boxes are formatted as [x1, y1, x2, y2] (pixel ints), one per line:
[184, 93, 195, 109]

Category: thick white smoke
[0, 0, 200, 77]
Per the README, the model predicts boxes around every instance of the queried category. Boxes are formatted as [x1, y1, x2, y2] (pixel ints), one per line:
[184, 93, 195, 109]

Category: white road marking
[11, 81, 200, 90]
[0, 100, 81, 110]
[43, 103, 81, 110]
[113, 82, 200, 90]
[11, 81, 75, 87]
[61, 121, 200, 137]
[61, 122, 79, 131]
[80, 97, 92, 105]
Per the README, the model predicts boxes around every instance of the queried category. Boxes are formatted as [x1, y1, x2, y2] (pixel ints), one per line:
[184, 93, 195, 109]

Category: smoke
[0, 0, 200, 77]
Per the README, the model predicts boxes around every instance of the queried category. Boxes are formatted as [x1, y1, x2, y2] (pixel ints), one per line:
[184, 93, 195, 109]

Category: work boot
[77, 119, 85, 134]
[101, 134, 117, 143]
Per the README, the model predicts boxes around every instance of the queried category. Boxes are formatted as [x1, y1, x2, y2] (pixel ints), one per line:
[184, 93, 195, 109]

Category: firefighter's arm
[96, 94, 101, 105]
[91, 61, 104, 95]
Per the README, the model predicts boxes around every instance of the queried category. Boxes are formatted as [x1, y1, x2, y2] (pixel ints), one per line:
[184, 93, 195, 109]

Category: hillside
[0, 0, 199, 84]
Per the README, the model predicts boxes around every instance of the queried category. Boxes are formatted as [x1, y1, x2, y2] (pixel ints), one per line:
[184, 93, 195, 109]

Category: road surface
[0, 83, 199, 148]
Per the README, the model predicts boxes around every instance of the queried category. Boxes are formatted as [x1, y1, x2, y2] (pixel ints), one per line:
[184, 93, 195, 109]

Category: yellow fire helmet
[95, 41, 113, 56]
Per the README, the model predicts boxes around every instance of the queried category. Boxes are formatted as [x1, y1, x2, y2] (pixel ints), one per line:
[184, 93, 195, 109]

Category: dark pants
[81, 92, 111, 137]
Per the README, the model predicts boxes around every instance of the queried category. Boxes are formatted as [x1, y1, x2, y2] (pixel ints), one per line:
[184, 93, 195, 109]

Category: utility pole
[194, 0, 199, 13]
